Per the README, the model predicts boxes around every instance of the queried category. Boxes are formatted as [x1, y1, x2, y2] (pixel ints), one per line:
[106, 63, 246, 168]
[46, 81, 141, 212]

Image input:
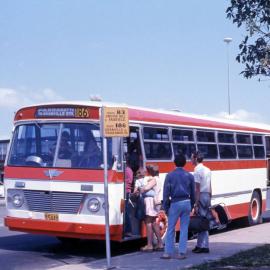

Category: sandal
[140, 245, 153, 252]
[160, 253, 171, 259]
[175, 254, 186, 260]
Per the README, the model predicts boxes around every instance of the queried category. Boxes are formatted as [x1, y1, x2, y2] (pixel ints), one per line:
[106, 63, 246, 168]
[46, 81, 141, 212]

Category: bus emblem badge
[44, 169, 63, 179]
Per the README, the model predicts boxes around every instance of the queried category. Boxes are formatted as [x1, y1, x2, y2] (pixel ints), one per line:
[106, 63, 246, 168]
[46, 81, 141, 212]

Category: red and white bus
[4, 101, 270, 241]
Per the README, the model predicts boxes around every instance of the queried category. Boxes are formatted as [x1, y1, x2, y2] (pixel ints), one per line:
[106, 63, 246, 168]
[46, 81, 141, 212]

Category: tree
[226, 0, 270, 79]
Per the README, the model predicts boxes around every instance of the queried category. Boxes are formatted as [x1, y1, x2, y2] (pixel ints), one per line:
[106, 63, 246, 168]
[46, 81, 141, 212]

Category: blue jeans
[165, 199, 191, 255]
[125, 193, 132, 233]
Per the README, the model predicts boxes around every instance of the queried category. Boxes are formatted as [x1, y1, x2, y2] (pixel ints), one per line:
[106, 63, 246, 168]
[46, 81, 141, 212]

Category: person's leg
[178, 200, 191, 255]
[152, 218, 163, 248]
[196, 231, 203, 248]
[124, 193, 132, 234]
[196, 193, 210, 250]
[164, 201, 181, 256]
[197, 230, 208, 248]
[145, 216, 154, 249]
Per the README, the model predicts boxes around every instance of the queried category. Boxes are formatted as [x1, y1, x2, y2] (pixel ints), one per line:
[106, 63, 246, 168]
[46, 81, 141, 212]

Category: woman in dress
[136, 164, 163, 252]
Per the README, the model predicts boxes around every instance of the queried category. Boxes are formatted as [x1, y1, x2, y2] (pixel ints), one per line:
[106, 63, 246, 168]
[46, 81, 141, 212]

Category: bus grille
[23, 190, 84, 214]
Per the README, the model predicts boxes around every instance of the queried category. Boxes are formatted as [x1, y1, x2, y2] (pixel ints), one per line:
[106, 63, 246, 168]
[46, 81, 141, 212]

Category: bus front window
[8, 123, 116, 169]
[9, 124, 59, 167]
[59, 123, 106, 169]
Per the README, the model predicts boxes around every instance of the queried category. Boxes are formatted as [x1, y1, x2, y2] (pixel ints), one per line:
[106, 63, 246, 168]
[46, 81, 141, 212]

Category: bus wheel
[247, 191, 262, 226]
[153, 211, 168, 244]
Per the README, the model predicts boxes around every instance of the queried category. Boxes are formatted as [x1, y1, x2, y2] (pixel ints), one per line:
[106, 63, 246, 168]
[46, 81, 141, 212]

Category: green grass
[188, 244, 270, 270]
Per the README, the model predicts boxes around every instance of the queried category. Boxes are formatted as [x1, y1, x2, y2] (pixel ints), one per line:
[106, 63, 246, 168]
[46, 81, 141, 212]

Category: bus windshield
[8, 123, 115, 169]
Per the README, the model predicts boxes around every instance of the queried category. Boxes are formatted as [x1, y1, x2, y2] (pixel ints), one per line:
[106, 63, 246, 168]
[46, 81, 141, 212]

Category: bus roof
[13, 100, 270, 134]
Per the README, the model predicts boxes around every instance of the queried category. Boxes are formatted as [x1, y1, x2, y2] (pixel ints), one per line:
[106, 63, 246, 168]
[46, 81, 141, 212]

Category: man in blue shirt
[161, 154, 195, 260]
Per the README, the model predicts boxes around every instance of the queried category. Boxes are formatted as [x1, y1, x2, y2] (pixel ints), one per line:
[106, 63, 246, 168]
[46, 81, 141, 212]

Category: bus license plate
[45, 213, 59, 221]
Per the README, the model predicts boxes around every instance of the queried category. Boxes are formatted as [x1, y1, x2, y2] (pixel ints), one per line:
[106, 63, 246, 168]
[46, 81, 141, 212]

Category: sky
[0, 1, 270, 139]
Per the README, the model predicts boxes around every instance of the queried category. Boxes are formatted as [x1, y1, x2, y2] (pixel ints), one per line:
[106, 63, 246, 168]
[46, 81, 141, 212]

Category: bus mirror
[112, 155, 122, 171]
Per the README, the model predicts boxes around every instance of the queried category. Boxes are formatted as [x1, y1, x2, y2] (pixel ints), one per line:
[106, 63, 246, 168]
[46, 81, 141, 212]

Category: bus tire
[247, 191, 262, 226]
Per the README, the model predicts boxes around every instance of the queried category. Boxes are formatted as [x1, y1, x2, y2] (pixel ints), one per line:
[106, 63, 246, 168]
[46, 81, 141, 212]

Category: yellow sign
[102, 107, 129, 137]
[45, 213, 59, 221]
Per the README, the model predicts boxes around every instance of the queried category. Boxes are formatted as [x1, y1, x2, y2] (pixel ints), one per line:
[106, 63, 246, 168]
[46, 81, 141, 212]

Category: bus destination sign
[102, 107, 129, 137]
[35, 107, 90, 118]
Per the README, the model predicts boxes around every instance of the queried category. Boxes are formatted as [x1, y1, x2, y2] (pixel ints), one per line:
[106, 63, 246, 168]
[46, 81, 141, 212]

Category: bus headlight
[12, 194, 24, 208]
[87, 198, 100, 213]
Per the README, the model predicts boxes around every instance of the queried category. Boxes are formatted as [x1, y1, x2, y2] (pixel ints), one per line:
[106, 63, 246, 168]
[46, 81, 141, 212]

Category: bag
[154, 176, 162, 206]
[189, 215, 210, 233]
[135, 194, 145, 221]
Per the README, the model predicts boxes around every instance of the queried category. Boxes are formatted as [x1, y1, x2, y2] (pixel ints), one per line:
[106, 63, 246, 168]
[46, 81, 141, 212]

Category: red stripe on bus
[216, 199, 266, 220]
[4, 166, 123, 182]
[146, 160, 266, 174]
[5, 160, 265, 181]
[4, 217, 122, 241]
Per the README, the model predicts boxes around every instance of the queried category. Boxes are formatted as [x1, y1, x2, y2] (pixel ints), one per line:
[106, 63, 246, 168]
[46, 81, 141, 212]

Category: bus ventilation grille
[23, 190, 84, 214]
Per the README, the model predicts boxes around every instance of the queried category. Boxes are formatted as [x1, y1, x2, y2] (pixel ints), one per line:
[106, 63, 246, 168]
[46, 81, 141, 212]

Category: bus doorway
[265, 136, 270, 210]
[123, 126, 143, 239]
[266, 136, 270, 183]
[127, 127, 143, 175]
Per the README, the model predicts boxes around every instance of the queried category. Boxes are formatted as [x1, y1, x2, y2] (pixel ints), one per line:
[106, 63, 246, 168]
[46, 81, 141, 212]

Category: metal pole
[102, 109, 112, 269]
[224, 37, 232, 115]
[226, 43, 231, 115]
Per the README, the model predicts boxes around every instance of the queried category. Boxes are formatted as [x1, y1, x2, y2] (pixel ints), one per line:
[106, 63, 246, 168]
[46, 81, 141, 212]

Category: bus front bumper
[4, 216, 122, 241]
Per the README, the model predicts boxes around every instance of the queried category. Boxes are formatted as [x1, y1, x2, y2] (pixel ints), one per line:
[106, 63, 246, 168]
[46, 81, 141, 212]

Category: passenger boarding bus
[4, 101, 270, 242]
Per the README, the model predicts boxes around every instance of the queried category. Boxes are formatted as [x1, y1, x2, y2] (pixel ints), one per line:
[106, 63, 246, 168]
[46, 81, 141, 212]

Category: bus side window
[265, 136, 270, 157]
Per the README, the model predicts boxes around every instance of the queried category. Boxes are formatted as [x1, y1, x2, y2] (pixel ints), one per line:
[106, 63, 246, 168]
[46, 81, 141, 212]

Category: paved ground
[49, 220, 270, 270]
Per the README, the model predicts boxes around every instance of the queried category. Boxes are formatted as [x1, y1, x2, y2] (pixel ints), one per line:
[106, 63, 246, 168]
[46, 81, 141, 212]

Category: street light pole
[224, 37, 232, 116]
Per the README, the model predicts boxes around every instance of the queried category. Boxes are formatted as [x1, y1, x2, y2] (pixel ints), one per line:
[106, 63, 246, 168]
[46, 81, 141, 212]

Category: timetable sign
[102, 107, 129, 137]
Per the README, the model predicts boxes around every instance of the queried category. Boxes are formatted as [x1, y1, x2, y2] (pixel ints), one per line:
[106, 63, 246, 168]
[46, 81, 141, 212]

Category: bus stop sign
[102, 107, 129, 137]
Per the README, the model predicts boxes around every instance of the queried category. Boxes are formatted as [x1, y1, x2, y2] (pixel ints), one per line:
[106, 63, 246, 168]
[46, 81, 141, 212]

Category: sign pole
[103, 136, 111, 269]
[101, 105, 129, 269]
[101, 107, 112, 270]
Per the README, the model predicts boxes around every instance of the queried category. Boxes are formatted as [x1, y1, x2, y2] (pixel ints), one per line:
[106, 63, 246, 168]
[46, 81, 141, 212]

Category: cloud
[0, 88, 63, 109]
[0, 88, 25, 108]
[215, 109, 264, 123]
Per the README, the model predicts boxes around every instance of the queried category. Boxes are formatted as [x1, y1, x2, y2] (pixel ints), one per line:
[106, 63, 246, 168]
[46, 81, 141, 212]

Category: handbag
[189, 215, 210, 233]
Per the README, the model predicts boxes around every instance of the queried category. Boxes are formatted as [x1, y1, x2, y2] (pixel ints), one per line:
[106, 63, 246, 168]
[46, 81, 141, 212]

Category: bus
[4, 101, 270, 241]
[0, 139, 9, 197]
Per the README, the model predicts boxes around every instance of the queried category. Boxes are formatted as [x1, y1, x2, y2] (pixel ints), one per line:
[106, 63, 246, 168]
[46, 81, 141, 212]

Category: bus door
[265, 136, 270, 210]
[265, 136, 270, 185]
[123, 126, 143, 238]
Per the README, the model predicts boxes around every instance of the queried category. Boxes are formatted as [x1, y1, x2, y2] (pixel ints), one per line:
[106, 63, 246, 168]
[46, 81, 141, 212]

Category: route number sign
[102, 107, 129, 137]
